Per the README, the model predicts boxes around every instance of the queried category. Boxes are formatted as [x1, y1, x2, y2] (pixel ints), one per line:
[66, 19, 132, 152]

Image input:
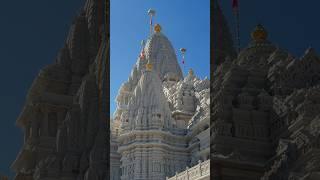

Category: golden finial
[146, 60, 153, 71]
[188, 68, 194, 76]
[251, 24, 268, 41]
[154, 24, 162, 33]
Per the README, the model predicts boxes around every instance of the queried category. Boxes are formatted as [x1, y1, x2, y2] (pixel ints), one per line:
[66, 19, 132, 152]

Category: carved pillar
[31, 107, 41, 139]
[134, 156, 141, 178]
[48, 112, 58, 137]
[24, 121, 31, 143]
[186, 166, 189, 179]
[40, 106, 49, 137]
[199, 160, 202, 176]
[57, 110, 65, 126]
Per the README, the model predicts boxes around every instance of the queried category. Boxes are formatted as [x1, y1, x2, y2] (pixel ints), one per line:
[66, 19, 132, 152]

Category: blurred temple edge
[0, 174, 8, 180]
[212, 0, 320, 179]
[11, 0, 110, 179]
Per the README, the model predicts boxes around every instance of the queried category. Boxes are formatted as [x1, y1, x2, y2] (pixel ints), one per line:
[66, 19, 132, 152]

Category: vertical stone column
[31, 109, 40, 139]
[142, 149, 149, 178]
[24, 122, 31, 143]
[186, 166, 189, 180]
[199, 160, 202, 176]
[57, 110, 65, 126]
[134, 149, 142, 179]
[41, 106, 49, 137]
[148, 153, 153, 177]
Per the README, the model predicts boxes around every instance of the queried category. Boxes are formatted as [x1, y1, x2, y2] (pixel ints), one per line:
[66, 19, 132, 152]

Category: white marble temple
[111, 24, 210, 180]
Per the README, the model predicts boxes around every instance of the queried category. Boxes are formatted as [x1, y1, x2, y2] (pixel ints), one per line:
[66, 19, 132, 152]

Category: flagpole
[150, 14, 153, 35]
[180, 48, 187, 76]
[148, 9, 156, 36]
[183, 53, 185, 75]
[232, 0, 241, 53]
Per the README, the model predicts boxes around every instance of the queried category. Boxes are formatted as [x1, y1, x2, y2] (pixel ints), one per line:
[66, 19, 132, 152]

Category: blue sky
[1, 0, 319, 178]
[110, 0, 210, 115]
[0, 1, 84, 177]
[110, 0, 210, 116]
[219, 0, 320, 57]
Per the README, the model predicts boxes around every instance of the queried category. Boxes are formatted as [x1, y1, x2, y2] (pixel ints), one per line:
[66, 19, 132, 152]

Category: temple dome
[251, 24, 268, 42]
[154, 24, 162, 33]
[237, 24, 276, 67]
[144, 31, 183, 80]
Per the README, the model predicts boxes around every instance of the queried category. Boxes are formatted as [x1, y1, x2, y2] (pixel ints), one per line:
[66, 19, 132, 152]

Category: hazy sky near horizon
[110, 0, 210, 117]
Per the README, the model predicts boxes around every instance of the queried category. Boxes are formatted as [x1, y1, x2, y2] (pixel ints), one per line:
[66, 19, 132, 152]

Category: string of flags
[139, 40, 145, 60]
[142, 8, 189, 77]
[180, 48, 187, 74]
[139, 9, 155, 61]
[180, 48, 186, 64]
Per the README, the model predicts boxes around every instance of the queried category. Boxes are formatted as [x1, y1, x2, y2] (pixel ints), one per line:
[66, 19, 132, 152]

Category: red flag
[139, 50, 145, 59]
[232, 0, 239, 9]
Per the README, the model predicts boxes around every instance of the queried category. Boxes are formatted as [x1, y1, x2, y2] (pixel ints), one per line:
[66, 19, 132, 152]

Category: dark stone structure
[212, 1, 320, 180]
[11, 0, 109, 179]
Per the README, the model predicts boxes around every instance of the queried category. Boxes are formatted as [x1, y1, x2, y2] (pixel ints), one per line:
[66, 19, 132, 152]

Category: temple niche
[111, 22, 210, 179]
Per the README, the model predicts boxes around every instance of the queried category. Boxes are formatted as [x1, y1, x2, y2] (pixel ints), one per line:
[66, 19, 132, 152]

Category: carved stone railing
[166, 160, 210, 180]
[117, 104, 128, 110]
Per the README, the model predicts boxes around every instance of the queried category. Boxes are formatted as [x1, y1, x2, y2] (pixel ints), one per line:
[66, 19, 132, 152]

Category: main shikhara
[110, 24, 210, 180]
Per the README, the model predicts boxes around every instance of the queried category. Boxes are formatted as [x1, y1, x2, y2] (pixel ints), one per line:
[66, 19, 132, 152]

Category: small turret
[188, 68, 194, 76]
[154, 24, 162, 33]
[237, 24, 276, 67]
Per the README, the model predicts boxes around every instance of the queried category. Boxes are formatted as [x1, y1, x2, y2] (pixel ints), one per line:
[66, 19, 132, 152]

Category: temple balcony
[117, 104, 129, 110]
[166, 159, 210, 180]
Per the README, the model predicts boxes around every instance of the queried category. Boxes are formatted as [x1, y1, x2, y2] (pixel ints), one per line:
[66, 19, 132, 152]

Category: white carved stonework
[111, 26, 210, 180]
[166, 160, 210, 180]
